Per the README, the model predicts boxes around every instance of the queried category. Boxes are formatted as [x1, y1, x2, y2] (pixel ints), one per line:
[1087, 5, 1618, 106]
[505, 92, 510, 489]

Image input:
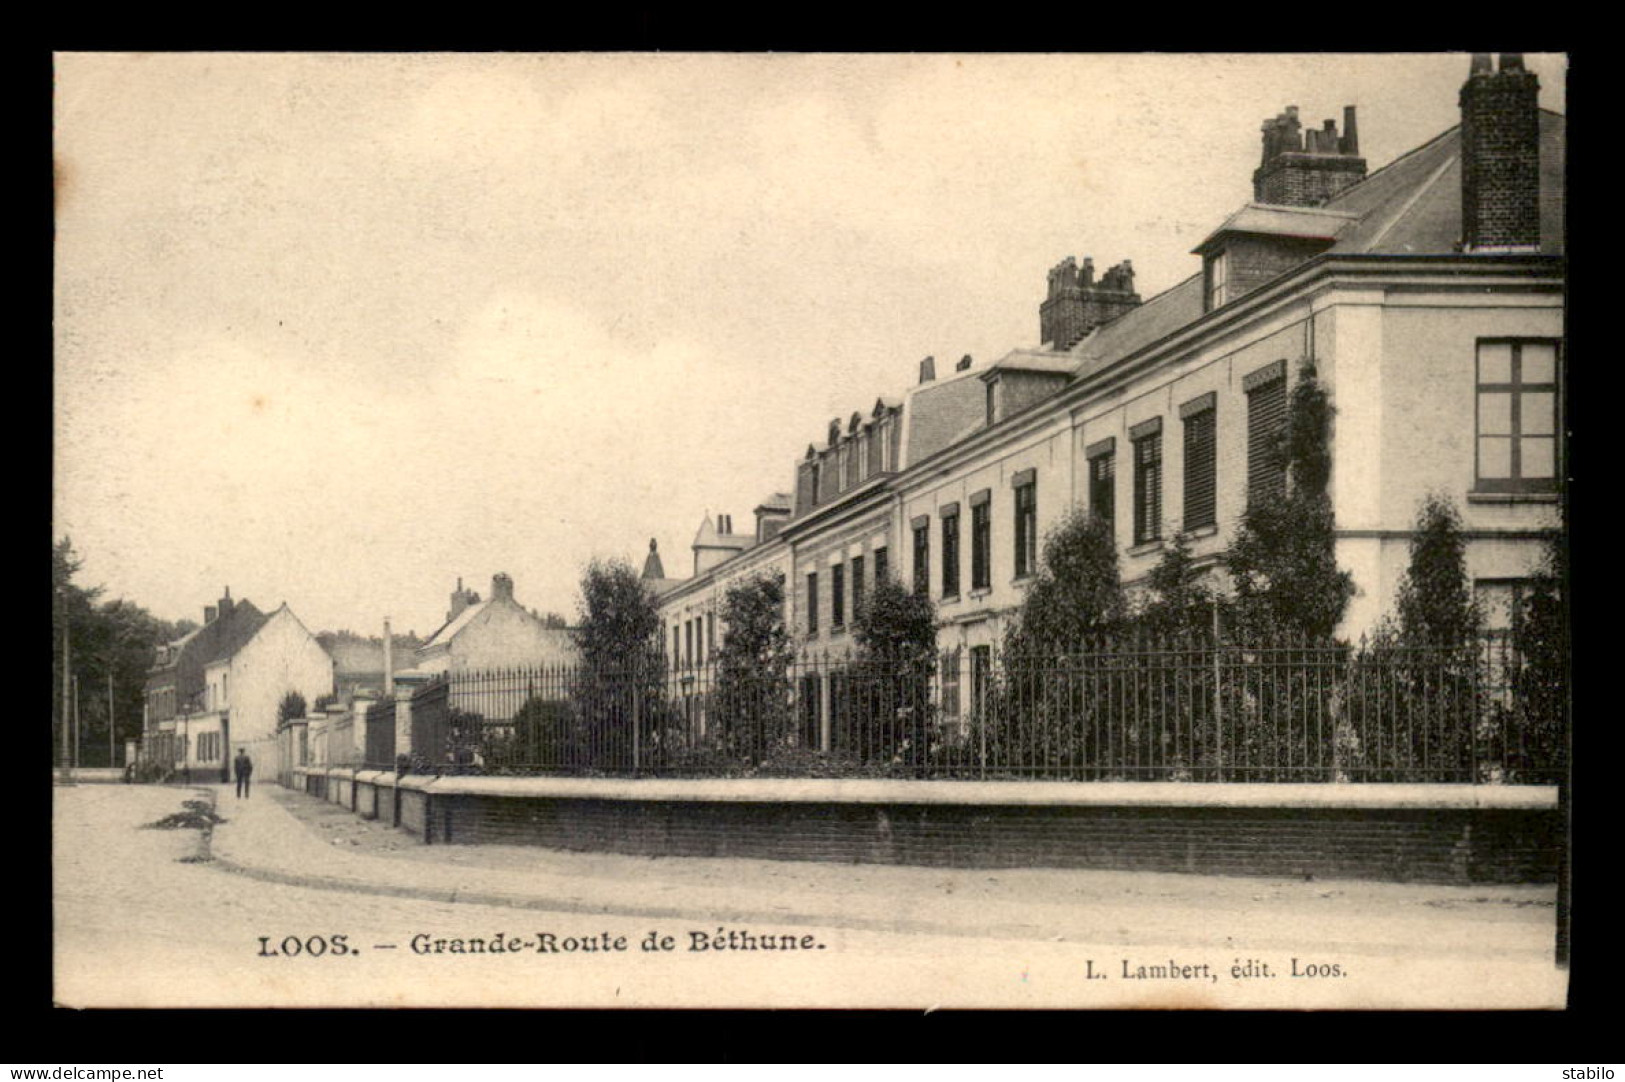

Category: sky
[53, 52, 1567, 638]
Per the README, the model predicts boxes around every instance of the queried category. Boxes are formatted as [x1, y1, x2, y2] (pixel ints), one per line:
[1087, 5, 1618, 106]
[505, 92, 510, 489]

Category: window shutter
[1247, 375, 1288, 507]
[1182, 402, 1217, 530]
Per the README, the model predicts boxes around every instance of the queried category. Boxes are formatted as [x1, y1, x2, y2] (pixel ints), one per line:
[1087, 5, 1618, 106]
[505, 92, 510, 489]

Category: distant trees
[52, 537, 186, 767]
[277, 691, 308, 725]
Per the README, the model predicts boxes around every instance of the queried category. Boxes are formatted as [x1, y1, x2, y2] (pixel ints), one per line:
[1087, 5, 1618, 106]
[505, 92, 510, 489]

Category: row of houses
[644, 56, 1565, 743]
[141, 574, 576, 776]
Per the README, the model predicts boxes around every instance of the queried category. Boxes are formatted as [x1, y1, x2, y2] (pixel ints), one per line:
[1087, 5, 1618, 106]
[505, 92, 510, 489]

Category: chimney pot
[1498, 53, 1526, 73]
[1471, 53, 1494, 75]
[919, 356, 936, 384]
[956, 354, 973, 372]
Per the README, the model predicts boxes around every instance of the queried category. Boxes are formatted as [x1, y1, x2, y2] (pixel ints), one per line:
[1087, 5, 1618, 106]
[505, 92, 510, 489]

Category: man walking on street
[233, 748, 253, 799]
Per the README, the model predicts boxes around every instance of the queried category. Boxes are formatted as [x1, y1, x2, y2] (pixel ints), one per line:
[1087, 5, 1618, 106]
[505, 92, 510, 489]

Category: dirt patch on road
[145, 798, 227, 831]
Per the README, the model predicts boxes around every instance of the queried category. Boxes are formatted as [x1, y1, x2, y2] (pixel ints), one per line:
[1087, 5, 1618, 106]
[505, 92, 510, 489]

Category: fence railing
[395, 634, 1564, 784]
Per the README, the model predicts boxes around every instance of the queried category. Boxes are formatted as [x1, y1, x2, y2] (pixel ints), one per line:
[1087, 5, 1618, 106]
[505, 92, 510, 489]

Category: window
[807, 463, 820, 507]
[1181, 393, 1217, 531]
[942, 507, 961, 598]
[832, 563, 846, 630]
[672, 625, 681, 667]
[858, 436, 869, 480]
[1087, 439, 1115, 527]
[1206, 250, 1230, 310]
[222, 672, 228, 705]
[686, 620, 694, 668]
[1132, 419, 1163, 546]
[912, 523, 930, 595]
[806, 572, 819, 636]
[873, 546, 889, 584]
[1013, 472, 1037, 579]
[1246, 363, 1288, 507]
[986, 380, 998, 426]
[707, 613, 715, 656]
[940, 648, 962, 725]
[851, 555, 865, 618]
[971, 493, 992, 591]
[1476, 340, 1560, 493]
[970, 646, 992, 725]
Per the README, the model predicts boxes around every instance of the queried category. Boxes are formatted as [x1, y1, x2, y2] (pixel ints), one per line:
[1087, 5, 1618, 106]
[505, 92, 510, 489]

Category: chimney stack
[955, 354, 973, 372]
[1253, 104, 1367, 206]
[1040, 256, 1141, 351]
[1460, 53, 1542, 253]
[918, 356, 936, 384]
[218, 587, 234, 618]
[491, 573, 514, 602]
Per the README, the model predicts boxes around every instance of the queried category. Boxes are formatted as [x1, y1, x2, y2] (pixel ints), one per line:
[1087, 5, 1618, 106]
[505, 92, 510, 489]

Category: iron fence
[398, 633, 1564, 784]
[362, 697, 396, 770]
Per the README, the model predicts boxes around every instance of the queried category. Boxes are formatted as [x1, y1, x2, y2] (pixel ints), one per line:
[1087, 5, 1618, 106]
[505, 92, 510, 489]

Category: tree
[1394, 494, 1480, 649]
[277, 691, 308, 725]
[845, 575, 939, 767]
[1003, 508, 1125, 657]
[1136, 532, 1214, 639]
[52, 537, 182, 768]
[1509, 535, 1567, 781]
[711, 571, 796, 760]
[1223, 362, 1354, 642]
[572, 557, 667, 770]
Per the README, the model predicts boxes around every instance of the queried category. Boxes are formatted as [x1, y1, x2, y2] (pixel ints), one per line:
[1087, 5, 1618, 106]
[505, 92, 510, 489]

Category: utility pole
[73, 674, 81, 770]
[108, 669, 116, 769]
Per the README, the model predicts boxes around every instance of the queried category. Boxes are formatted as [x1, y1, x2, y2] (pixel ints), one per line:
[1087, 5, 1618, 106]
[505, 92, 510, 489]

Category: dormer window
[1206, 250, 1230, 310]
[985, 378, 999, 426]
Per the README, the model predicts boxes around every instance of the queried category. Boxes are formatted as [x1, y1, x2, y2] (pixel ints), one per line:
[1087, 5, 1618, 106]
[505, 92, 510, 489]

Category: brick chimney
[955, 354, 973, 372]
[1040, 256, 1140, 351]
[1253, 105, 1366, 207]
[491, 572, 514, 602]
[918, 356, 936, 384]
[1460, 53, 1541, 253]
[218, 587, 235, 618]
[447, 576, 479, 622]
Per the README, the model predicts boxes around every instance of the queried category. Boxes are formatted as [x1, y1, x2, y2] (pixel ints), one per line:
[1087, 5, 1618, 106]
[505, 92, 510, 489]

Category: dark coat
[233, 753, 254, 778]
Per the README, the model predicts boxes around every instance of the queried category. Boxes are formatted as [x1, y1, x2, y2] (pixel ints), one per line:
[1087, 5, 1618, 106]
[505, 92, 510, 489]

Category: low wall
[282, 775, 1555, 885]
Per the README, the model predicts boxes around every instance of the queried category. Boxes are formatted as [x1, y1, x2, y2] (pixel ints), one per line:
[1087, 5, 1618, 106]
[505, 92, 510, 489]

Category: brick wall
[422, 794, 1557, 885]
[1460, 61, 1541, 250]
[1253, 154, 1367, 208]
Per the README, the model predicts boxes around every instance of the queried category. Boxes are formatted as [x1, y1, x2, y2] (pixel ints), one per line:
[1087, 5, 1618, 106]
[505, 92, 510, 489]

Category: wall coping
[385, 775, 1557, 810]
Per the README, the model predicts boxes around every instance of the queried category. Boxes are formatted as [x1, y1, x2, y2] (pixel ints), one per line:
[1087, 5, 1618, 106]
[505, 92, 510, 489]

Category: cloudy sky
[53, 52, 1566, 638]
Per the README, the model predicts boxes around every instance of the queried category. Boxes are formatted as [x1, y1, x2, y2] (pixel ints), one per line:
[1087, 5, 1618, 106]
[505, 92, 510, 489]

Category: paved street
[53, 783, 1566, 1009]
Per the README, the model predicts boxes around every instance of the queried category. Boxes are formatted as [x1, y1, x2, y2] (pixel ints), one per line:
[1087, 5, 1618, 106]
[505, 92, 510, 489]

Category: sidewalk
[205, 782, 1557, 959]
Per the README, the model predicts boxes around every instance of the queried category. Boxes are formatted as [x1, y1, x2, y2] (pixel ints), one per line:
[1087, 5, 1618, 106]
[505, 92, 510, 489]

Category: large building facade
[653, 55, 1564, 748]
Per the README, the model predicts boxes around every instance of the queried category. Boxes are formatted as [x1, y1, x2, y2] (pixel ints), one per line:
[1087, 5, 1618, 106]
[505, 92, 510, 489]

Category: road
[52, 785, 1566, 1009]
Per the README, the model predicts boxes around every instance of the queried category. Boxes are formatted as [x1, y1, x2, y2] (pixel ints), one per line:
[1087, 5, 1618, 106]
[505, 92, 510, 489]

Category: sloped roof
[982, 349, 1081, 376]
[755, 492, 794, 513]
[420, 599, 489, 650]
[1193, 204, 1358, 254]
[1326, 110, 1563, 255]
[196, 601, 269, 666]
[1070, 272, 1205, 373]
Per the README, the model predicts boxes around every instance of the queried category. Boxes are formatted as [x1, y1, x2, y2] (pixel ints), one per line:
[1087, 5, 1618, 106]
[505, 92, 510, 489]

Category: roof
[1193, 203, 1359, 253]
[196, 602, 269, 666]
[1326, 111, 1564, 255]
[1067, 109, 1564, 375]
[754, 492, 794, 513]
[420, 600, 489, 650]
[981, 349, 1081, 378]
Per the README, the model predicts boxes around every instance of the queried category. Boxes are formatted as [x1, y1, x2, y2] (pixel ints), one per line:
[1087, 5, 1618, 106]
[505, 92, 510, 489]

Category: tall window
[1132, 420, 1163, 546]
[707, 613, 715, 655]
[873, 546, 889, 585]
[806, 572, 819, 636]
[1182, 393, 1217, 531]
[912, 523, 930, 595]
[851, 555, 865, 617]
[1246, 363, 1288, 507]
[1013, 473, 1037, 579]
[1206, 250, 1230, 310]
[942, 508, 961, 598]
[970, 646, 992, 725]
[1477, 340, 1559, 493]
[686, 620, 694, 667]
[971, 493, 992, 591]
[1088, 440, 1115, 527]
[832, 563, 846, 630]
[672, 625, 681, 667]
